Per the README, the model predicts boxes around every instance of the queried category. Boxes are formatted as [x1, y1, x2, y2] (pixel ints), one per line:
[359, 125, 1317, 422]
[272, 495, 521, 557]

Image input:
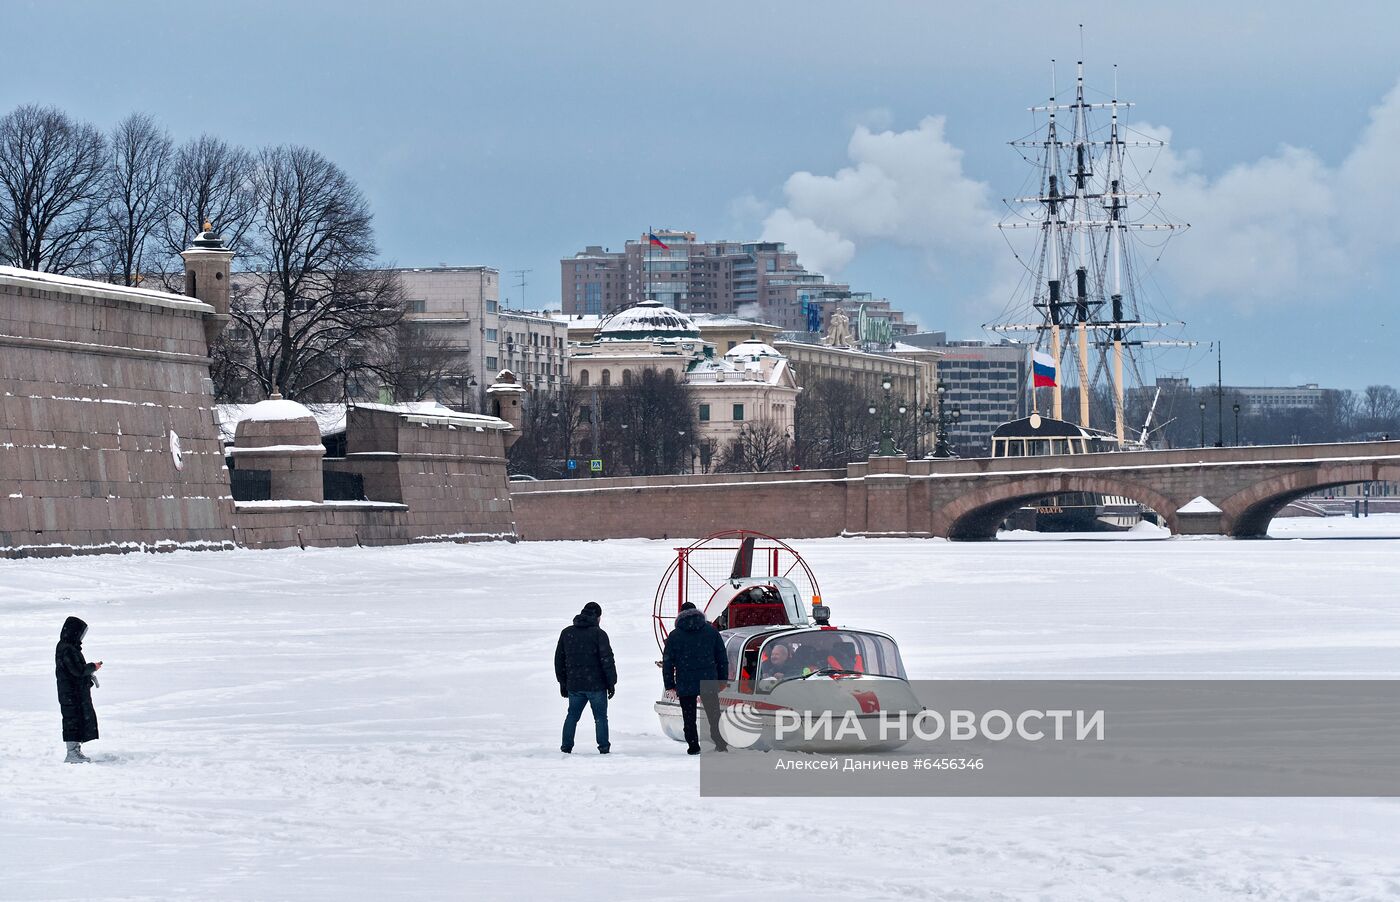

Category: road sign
[590, 459, 603, 472]
[566, 459, 578, 470]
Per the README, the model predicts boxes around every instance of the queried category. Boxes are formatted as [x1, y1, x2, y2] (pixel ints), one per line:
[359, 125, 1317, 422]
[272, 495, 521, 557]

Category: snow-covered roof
[686, 353, 794, 389]
[241, 398, 316, 423]
[596, 300, 700, 340]
[217, 401, 508, 444]
[889, 341, 944, 355]
[724, 338, 784, 360]
[0, 265, 213, 313]
[555, 314, 603, 329]
[691, 313, 777, 330]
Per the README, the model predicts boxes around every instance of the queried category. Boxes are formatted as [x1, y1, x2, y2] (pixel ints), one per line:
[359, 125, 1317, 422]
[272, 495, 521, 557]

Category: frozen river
[3, 516, 1400, 900]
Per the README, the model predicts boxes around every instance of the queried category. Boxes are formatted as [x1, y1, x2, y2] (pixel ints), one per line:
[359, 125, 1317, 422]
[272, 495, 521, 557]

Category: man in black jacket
[554, 601, 616, 754]
[55, 616, 102, 763]
[662, 602, 729, 755]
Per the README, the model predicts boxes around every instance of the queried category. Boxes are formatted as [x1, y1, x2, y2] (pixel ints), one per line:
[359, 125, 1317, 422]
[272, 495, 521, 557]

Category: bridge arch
[1220, 461, 1400, 537]
[932, 473, 1182, 541]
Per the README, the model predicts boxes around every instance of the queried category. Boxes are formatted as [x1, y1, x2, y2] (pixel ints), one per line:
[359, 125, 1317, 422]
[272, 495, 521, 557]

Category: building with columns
[566, 300, 800, 466]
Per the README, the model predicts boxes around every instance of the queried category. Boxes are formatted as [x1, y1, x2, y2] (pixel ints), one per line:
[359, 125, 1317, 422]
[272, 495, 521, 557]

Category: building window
[407, 299, 426, 314]
[601, 369, 611, 386]
[486, 328, 498, 341]
[486, 356, 497, 370]
[733, 404, 744, 421]
[579, 370, 590, 387]
[699, 404, 710, 422]
[622, 369, 632, 385]
[487, 300, 498, 313]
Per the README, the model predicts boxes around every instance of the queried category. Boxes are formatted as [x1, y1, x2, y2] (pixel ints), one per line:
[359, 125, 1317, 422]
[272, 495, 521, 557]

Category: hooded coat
[662, 607, 729, 696]
[55, 616, 99, 743]
[554, 612, 617, 693]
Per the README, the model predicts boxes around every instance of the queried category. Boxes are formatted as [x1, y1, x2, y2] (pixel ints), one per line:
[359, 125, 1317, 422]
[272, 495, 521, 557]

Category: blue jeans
[562, 690, 609, 752]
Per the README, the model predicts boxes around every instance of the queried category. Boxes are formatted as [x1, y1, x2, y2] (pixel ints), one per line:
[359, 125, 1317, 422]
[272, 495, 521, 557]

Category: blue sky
[8, 1, 1400, 390]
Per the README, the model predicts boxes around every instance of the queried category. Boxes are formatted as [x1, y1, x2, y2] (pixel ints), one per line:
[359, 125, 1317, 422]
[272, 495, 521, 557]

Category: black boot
[687, 743, 701, 755]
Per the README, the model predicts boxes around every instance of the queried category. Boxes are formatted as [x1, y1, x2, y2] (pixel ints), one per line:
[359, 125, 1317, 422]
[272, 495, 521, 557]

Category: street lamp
[550, 405, 563, 477]
[1198, 399, 1207, 448]
[1233, 402, 1241, 446]
[873, 376, 900, 456]
[933, 384, 961, 458]
[459, 375, 478, 413]
[921, 404, 934, 458]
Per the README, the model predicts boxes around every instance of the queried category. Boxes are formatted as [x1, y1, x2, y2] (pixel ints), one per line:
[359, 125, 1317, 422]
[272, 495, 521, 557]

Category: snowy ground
[4, 516, 1400, 901]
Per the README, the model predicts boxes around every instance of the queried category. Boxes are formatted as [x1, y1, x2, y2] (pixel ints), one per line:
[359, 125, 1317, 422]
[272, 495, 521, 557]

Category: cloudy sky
[9, 1, 1400, 389]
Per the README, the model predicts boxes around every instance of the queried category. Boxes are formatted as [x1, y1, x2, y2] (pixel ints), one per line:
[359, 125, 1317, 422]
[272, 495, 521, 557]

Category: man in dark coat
[55, 616, 101, 763]
[662, 602, 729, 755]
[554, 601, 616, 754]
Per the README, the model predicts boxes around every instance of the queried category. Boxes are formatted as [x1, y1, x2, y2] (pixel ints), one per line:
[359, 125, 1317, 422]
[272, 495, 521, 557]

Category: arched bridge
[509, 440, 1400, 541]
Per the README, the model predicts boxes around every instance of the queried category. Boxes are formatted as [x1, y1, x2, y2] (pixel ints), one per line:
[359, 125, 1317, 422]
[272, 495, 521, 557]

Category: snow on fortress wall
[0, 268, 236, 556]
[233, 404, 518, 549]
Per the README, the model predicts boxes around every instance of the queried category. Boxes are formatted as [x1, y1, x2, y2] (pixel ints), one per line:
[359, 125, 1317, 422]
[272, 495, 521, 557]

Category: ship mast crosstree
[988, 51, 1193, 443]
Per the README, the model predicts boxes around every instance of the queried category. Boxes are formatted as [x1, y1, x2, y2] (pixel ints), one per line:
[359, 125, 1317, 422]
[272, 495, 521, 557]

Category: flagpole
[646, 225, 653, 303]
[1030, 347, 1039, 415]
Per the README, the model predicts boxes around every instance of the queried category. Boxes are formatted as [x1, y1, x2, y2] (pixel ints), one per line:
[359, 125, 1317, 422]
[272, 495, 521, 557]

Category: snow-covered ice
[3, 516, 1400, 900]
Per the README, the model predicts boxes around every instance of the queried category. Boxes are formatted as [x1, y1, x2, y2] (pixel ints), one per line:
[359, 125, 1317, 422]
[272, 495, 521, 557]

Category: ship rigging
[987, 54, 1194, 446]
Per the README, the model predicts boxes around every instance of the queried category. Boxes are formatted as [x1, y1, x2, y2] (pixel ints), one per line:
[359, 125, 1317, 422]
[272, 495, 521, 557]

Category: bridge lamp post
[933, 385, 962, 458]
[921, 404, 935, 458]
[1198, 400, 1207, 449]
[873, 376, 902, 456]
[1233, 403, 1241, 446]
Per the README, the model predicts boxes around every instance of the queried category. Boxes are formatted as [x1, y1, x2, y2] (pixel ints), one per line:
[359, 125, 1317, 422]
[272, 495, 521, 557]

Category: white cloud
[759, 209, 855, 274]
[759, 116, 1000, 278]
[753, 80, 1400, 315]
[1143, 133, 1347, 309]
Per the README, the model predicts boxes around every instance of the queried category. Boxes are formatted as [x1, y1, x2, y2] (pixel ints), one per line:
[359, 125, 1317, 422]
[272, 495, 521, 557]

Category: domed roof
[724, 338, 783, 360]
[242, 397, 316, 422]
[596, 300, 700, 341]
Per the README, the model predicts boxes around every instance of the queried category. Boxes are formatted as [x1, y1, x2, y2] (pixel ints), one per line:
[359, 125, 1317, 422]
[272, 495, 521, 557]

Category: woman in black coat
[55, 616, 101, 763]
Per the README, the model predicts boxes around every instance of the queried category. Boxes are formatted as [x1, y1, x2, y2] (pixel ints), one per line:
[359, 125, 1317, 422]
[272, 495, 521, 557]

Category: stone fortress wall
[232, 403, 518, 549]
[0, 268, 236, 556]
[0, 229, 522, 558]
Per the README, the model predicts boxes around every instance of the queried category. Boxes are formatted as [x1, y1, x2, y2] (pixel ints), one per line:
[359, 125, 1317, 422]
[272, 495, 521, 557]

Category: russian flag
[1032, 350, 1057, 387]
[648, 232, 669, 250]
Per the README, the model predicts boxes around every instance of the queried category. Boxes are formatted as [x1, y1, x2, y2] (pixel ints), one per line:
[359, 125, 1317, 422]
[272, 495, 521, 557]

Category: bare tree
[0, 105, 107, 272]
[384, 321, 473, 402]
[1363, 385, 1400, 428]
[793, 378, 879, 468]
[155, 135, 256, 290]
[718, 419, 791, 472]
[99, 113, 172, 286]
[208, 329, 261, 402]
[220, 145, 402, 401]
[572, 371, 697, 476]
[508, 384, 582, 478]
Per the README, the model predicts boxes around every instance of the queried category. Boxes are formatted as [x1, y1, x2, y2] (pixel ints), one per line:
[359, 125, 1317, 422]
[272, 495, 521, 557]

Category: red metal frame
[651, 529, 822, 653]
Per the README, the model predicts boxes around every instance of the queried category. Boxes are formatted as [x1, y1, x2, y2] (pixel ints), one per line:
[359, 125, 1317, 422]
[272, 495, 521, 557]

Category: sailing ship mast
[990, 51, 1190, 444]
